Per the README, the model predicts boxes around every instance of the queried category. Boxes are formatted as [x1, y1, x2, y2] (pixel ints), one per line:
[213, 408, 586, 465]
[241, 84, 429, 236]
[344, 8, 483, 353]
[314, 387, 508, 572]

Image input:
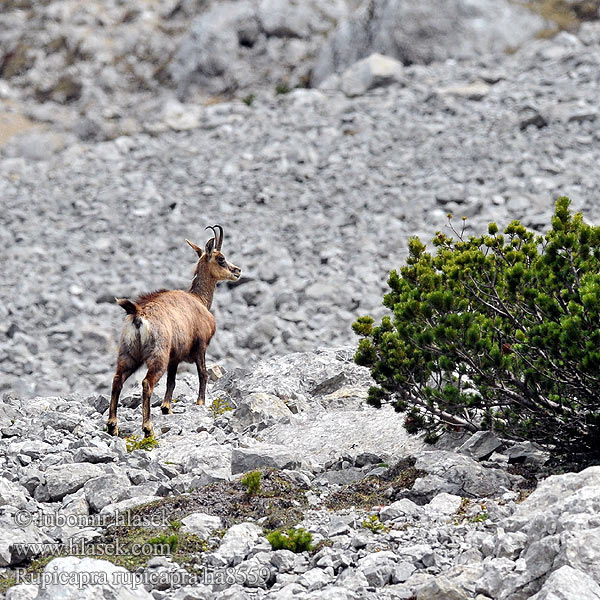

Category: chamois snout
[226, 263, 241, 281]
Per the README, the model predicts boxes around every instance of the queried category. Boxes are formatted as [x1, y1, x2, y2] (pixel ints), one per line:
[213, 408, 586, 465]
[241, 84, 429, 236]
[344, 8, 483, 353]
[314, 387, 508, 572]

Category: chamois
[107, 225, 241, 438]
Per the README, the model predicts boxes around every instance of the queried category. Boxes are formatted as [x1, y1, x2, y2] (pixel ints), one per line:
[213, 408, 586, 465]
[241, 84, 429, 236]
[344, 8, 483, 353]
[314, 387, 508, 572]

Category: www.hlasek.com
[15, 566, 272, 589]
[13, 508, 170, 528]
[12, 539, 173, 560]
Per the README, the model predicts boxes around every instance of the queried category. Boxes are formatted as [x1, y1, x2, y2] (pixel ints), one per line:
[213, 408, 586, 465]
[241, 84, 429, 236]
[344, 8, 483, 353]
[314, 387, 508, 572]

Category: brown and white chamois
[107, 225, 241, 438]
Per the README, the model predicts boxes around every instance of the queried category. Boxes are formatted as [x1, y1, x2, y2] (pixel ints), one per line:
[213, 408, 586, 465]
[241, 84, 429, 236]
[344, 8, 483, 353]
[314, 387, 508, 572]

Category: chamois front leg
[107, 362, 136, 436]
[161, 363, 178, 415]
[195, 344, 208, 406]
[141, 364, 166, 438]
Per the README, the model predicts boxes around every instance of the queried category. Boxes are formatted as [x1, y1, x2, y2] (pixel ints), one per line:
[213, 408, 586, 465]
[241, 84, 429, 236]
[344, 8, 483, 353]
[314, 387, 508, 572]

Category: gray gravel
[2, 23, 600, 397]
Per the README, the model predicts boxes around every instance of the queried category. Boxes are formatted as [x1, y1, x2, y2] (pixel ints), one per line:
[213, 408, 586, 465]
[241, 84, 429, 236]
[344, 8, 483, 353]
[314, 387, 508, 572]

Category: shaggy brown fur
[107, 226, 240, 438]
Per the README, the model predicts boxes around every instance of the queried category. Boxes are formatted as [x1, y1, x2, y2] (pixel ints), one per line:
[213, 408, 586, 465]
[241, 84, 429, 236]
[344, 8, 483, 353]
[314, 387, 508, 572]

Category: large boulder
[476, 467, 600, 600]
[231, 443, 302, 475]
[213, 347, 372, 410]
[311, 0, 544, 85]
[231, 392, 294, 430]
[42, 463, 105, 502]
[214, 522, 263, 566]
[0, 519, 53, 567]
[411, 450, 522, 499]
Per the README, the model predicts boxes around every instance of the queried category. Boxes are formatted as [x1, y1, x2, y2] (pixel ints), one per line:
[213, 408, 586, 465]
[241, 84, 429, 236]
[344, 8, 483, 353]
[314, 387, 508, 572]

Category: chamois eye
[218, 257, 226, 265]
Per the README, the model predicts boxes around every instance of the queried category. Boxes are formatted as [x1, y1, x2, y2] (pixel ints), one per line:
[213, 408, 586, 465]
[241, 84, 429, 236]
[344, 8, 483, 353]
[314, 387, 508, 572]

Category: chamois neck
[189, 261, 217, 309]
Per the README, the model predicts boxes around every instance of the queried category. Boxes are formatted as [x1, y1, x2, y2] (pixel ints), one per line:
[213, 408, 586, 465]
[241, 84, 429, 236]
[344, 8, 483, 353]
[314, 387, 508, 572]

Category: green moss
[275, 83, 291, 95]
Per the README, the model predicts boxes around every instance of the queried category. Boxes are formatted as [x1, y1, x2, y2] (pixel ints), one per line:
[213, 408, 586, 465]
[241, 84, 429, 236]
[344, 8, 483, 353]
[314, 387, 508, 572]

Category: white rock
[216, 522, 262, 566]
[380, 498, 420, 521]
[529, 565, 600, 600]
[35, 557, 153, 599]
[181, 512, 223, 538]
[340, 53, 403, 97]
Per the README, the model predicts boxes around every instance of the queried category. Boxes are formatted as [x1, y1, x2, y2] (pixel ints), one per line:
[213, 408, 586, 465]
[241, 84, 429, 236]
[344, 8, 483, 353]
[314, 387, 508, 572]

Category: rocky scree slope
[2, 347, 595, 600]
[2, 24, 600, 397]
[0, 0, 550, 143]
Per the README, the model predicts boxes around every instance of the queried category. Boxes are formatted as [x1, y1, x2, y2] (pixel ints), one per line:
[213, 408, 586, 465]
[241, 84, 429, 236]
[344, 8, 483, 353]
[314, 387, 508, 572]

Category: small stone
[341, 53, 403, 97]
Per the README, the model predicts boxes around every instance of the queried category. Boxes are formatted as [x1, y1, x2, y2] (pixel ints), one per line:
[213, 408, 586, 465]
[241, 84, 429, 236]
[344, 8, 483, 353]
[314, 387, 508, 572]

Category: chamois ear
[204, 237, 215, 257]
[186, 239, 203, 258]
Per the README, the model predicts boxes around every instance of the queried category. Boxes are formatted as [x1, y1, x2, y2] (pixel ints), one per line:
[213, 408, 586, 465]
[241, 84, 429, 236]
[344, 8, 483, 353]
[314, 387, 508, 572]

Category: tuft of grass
[267, 527, 313, 553]
[471, 511, 489, 523]
[275, 82, 291, 95]
[242, 93, 256, 106]
[0, 574, 16, 594]
[241, 470, 261, 496]
[170, 519, 182, 531]
[126, 434, 159, 452]
[146, 533, 179, 553]
[361, 514, 389, 534]
[209, 397, 233, 418]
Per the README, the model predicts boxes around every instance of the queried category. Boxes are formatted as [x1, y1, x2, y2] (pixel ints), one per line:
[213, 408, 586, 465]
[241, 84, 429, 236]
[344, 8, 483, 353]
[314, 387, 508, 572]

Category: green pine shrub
[353, 198, 600, 460]
[241, 470, 262, 495]
[267, 527, 313, 553]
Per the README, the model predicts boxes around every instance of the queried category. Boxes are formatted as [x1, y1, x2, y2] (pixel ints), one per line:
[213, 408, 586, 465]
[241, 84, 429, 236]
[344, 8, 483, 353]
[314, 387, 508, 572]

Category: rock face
[165, 0, 349, 97]
[311, 0, 544, 85]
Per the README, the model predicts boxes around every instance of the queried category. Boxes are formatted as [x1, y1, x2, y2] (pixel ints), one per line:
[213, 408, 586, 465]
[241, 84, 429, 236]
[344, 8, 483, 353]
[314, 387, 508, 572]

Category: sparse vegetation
[146, 532, 179, 553]
[0, 575, 16, 594]
[326, 457, 425, 510]
[125, 434, 159, 452]
[209, 397, 233, 418]
[241, 470, 262, 495]
[529, 0, 600, 38]
[275, 82, 291, 95]
[361, 514, 389, 534]
[243, 93, 256, 106]
[354, 198, 600, 462]
[267, 527, 313, 553]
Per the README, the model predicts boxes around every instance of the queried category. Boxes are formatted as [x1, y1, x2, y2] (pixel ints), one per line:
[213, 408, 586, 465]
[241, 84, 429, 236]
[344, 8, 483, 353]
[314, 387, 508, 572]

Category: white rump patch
[121, 317, 151, 346]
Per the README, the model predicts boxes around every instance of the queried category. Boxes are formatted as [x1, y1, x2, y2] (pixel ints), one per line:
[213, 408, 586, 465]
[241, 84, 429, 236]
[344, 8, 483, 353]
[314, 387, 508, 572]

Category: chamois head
[186, 225, 241, 284]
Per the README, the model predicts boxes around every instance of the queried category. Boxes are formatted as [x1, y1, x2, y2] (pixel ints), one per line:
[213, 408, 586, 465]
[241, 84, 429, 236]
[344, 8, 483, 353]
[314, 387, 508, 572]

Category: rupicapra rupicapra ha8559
[107, 225, 241, 438]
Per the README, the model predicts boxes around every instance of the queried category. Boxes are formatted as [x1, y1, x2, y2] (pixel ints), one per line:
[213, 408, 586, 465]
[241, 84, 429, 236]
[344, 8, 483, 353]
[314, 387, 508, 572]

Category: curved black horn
[213, 224, 224, 250]
[204, 225, 217, 243]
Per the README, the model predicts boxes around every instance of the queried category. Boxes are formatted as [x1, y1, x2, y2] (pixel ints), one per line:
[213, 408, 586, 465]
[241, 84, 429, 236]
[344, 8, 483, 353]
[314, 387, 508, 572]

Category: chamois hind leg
[195, 342, 208, 406]
[141, 361, 167, 438]
[107, 358, 138, 436]
[161, 362, 178, 415]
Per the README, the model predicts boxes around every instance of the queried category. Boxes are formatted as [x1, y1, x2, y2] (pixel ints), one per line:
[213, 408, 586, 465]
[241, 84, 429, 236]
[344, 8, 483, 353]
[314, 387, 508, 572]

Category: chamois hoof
[196, 398, 205, 406]
[142, 424, 155, 439]
[161, 405, 172, 415]
[106, 422, 119, 437]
